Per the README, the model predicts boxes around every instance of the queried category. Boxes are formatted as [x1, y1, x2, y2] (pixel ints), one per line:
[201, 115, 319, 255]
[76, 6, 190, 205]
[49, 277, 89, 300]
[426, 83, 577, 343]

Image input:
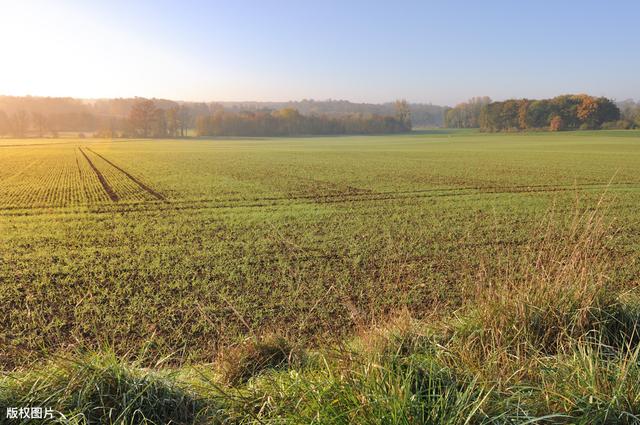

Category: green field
[2, 130, 640, 368]
[3, 130, 640, 422]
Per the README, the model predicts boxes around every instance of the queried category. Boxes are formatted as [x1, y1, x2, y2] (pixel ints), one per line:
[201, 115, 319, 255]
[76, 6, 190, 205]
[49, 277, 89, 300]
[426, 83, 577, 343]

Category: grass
[1, 130, 640, 422]
[2, 215, 640, 423]
[216, 334, 302, 385]
[3, 223, 640, 423]
[0, 352, 206, 424]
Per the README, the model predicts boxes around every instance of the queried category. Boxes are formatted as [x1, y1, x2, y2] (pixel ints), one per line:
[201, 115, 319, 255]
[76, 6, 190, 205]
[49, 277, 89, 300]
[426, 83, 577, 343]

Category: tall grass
[534, 341, 640, 422]
[0, 351, 208, 424]
[447, 200, 637, 382]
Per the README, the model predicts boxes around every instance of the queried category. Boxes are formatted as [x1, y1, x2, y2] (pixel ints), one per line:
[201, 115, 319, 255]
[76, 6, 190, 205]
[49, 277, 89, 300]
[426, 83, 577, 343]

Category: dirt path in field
[78, 147, 119, 202]
[85, 148, 165, 201]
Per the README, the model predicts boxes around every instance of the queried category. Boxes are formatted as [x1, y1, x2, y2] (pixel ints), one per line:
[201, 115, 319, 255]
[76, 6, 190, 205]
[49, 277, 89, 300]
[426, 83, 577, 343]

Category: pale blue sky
[0, 0, 638, 105]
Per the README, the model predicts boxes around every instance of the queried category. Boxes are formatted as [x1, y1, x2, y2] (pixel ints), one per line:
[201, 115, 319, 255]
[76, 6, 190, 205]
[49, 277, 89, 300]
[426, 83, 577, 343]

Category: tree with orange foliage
[549, 115, 564, 131]
[577, 95, 599, 129]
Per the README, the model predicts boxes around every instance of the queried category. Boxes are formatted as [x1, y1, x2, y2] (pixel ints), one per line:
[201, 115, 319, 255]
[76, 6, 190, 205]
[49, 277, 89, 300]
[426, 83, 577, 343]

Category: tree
[151, 108, 167, 137]
[31, 112, 48, 137]
[594, 97, 620, 126]
[394, 99, 412, 131]
[166, 106, 179, 137]
[11, 110, 29, 137]
[575, 95, 619, 129]
[445, 107, 463, 128]
[500, 100, 521, 130]
[479, 95, 620, 132]
[517, 100, 530, 130]
[178, 105, 191, 137]
[479, 102, 501, 131]
[0, 111, 8, 136]
[128, 99, 157, 137]
[273, 108, 302, 135]
[525, 100, 552, 129]
[618, 99, 640, 127]
[549, 115, 564, 131]
[194, 108, 409, 137]
[445, 97, 490, 128]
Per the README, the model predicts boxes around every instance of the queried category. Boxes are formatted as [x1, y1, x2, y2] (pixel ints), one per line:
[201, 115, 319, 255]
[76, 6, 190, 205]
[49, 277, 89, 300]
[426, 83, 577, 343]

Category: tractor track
[85, 147, 165, 201]
[78, 147, 119, 202]
[90, 181, 637, 214]
[0, 181, 637, 216]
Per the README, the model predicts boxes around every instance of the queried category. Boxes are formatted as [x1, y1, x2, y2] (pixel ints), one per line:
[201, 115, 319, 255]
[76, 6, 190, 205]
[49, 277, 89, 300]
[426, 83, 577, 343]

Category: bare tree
[0, 111, 8, 137]
[151, 108, 167, 137]
[128, 99, 157, 137]
[11, 111, 29, 137]
[178, 105, 191, 137]
[394, 99, 412, 130]
[166, 106, 179, 137]
[31, 112, 48, 137]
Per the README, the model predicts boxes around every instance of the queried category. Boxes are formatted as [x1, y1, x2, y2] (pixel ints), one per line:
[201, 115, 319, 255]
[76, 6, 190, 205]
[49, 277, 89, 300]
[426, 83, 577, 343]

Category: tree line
[125, 99, 411, 137]
[443, 97, 492, 128]
[0, 96, 206, 138]
[3, 94, 637, 137]
[0, 96, 426, 137]
[194, 101, 411, 137]
[445, 95, 635, 131]
[213, 99, 443, 127]
[125, 100, 193, 138]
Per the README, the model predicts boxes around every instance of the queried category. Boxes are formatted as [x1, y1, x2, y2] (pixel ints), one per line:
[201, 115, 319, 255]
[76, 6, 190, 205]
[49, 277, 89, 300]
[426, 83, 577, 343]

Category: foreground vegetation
[1, 130, 640, 422]
[3, 206, 640, 423]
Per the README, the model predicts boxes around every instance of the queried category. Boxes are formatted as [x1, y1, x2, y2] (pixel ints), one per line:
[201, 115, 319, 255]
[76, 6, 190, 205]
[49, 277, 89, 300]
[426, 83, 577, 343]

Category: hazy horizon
[3, 94, 640, 110]
[1, 0, 638, 105]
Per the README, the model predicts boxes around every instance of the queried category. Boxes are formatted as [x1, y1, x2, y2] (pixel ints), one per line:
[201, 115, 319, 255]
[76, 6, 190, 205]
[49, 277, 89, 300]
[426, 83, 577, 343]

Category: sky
[0, 0, 638, 106]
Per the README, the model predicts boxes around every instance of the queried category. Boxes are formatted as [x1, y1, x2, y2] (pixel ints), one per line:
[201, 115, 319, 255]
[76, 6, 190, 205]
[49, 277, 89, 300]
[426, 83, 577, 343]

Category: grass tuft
[531, 341, 640, 422]
[219, 345, 491, 424]
[0, 351, 207, 425]
[216, 334, 303, 386]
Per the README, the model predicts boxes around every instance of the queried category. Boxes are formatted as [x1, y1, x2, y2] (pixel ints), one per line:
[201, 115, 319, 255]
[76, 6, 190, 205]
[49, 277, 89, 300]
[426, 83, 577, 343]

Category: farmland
[3, 130, 640, 422]
[2, 130, 640, 369]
